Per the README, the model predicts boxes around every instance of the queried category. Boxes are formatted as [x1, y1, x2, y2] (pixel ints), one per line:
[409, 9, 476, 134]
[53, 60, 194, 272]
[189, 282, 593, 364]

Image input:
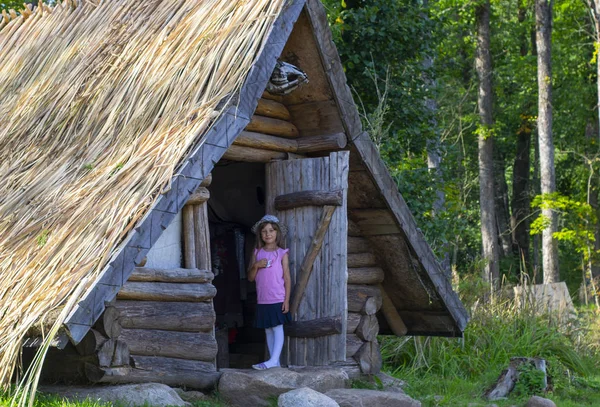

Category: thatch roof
[0, 0, 285, 387]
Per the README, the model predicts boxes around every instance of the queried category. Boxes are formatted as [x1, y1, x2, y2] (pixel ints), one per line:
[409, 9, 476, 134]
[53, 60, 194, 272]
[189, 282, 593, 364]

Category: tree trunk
[536, 0, 559, 283]
[476, 0, 500, 288]
[511, 122, 531, 267]
[494, 154, 512, 257]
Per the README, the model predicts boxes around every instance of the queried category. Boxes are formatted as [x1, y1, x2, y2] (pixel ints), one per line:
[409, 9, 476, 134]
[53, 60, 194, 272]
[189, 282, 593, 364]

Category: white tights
[263, 324, 284, 368]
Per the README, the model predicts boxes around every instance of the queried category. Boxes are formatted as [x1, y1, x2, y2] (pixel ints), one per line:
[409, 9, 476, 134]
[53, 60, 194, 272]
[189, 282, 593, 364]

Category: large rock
[325, 388, 421, 407]
[218, 367, 349, 407]
[278, 387, 339, 407]
[172, 388, 209, 403]
[40, 383, 189, 407]
[371, 372, 406, 393]
[526, 396, 557, 407]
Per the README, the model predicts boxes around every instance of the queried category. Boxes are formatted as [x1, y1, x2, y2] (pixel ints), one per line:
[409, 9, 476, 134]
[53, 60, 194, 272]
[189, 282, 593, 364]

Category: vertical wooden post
[183, 174, 212, 270]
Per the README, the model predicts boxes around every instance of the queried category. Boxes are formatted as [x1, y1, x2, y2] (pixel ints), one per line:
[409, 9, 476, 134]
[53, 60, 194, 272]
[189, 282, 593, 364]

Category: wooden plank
[290, 205, 336, 316]
[114, 300, 215, 332]
[379, 284, 408, 337]
[347, 267, 384, 285]
[117, 282, 216, 302]
[121, 329, 217, 362]
[245, 115, 299, 138]
[128, 268, 213, 283]
[255, 98, 291, 121]
[274, 189, 343, 210]
[284, 316, 342, 338]
[223, 145, 288, 162]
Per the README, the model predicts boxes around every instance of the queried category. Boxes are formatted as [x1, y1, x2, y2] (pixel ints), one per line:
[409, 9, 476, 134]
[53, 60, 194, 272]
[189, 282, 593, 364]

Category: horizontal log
[98, 338, 116, 367]
[112, 340, 130, 367]
[235, 131, 298, 152]
[223, 145, 288, 163]
[85, 364, 131, 383]
[274, 190, 343, 211]
[255, 98, 291, 121]
[347, 236, 371, 254]
[117, 282, 216, 302]
[347, 284, 383, 314]
[347, 267, 384, 285]
[246, 115, 299, 138]
[347, 252, 378, 268]
[93, 355, 220, 390]
[186, 187, 210, 205]
[346, 334, 365, 359]
[296, 132, 347, 153]
[284, 316, 343, 338]
[128, 268, 214, 283]
[348, 220, 362, 237]
[120, 329, 217, 362]
[261, 91, 283, 103]
[115, 301, 215, 332]
[349, 209, 401, 236]
[347, 312, 361, 333]
[356, 314, 379, 342]
[234, 131, 347, 154]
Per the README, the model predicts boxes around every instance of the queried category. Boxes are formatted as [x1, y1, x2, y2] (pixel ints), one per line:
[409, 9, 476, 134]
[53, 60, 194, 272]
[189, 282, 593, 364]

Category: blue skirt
[254, 302, 291, 329]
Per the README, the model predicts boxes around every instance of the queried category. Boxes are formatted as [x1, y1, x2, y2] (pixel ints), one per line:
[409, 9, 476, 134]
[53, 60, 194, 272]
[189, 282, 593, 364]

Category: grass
[380, 282, 600, 407]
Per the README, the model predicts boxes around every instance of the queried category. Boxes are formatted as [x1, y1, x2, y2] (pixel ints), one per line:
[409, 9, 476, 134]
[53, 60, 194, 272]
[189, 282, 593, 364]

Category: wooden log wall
[222, 97, 347, 163]
[89, 178, 219, 390]
[345, 231, 384, 375]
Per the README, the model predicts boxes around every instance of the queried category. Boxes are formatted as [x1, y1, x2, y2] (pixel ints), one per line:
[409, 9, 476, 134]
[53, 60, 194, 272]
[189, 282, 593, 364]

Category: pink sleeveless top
[254, 247, 288, 304]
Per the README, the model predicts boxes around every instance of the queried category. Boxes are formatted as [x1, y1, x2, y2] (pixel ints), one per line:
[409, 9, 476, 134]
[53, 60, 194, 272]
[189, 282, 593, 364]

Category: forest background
[1, 0, 600, 405]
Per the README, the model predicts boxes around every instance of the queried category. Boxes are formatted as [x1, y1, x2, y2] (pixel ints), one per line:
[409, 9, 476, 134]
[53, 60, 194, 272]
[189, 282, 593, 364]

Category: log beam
[379, 284, 408, 336]
[255, 98, 291, 121]
[182, 206, 196, 269]
[186, 187, 210, 205]
[117, 282, 216, 302]
[246, 115, 299, 138]
[115, 301, 215, 332]
[347, 252, 378, 268]
[355, 314, 379, 342]
[223, 145, 288, 162]
[354, 340, 382, 374]
[120, 329, 217, 362]
[274, 190, 343, 211]
[128, 268, 214, 283]
[234, 131, 346, 154]
[347, 312, 362, 334]
[347, 236, 371, 254]
[284, 316, 342, 338]
[347, 267, 384, 285]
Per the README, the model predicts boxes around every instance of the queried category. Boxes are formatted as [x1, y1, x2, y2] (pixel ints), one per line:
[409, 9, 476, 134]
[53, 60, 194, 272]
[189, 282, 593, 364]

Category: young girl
[247, 214, 291, 370]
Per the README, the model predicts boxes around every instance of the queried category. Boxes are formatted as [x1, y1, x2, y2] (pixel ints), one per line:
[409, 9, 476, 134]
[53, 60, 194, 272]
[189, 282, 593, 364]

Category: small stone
[325, 388, 421, 407]
[434, 395, 443, 402]
[278, 388, 339, 407]
[526, 395, 557, 407]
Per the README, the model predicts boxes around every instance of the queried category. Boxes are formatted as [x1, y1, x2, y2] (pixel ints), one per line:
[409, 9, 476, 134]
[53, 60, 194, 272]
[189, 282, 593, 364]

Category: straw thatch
[0, 0, 284, 388]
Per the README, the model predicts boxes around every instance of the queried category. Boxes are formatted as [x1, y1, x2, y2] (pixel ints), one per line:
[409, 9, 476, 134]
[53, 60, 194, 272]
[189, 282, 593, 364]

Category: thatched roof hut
[0, 0, 468, 390]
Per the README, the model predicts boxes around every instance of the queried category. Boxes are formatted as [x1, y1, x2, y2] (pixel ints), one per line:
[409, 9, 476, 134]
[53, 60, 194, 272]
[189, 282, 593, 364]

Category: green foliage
[0, 0, 24, 12]
[36, 230, 49, 247]
[381, 285, 600, 406]
[513, 362, 547, 397]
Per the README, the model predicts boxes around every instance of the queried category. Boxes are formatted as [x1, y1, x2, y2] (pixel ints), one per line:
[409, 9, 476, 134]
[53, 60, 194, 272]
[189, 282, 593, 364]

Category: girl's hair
[255, 222, 285, 249]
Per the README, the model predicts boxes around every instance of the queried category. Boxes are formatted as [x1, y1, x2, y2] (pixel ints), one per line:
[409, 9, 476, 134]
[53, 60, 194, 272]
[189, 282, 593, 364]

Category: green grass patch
[381, 291, 600, 407]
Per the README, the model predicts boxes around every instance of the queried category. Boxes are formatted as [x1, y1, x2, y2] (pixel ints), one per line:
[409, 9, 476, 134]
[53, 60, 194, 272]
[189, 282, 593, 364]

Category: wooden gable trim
[304, 0, 468, 333]
[64, 0, 307, 344]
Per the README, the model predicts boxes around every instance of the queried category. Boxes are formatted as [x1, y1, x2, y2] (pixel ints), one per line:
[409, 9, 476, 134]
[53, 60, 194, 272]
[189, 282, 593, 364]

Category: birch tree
[535, 0, 559, 283]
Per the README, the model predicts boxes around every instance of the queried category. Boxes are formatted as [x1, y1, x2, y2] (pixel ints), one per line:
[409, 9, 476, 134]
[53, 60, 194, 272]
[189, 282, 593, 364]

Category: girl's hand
[282, 300, 289, 313]
[256, 258, 268, 269]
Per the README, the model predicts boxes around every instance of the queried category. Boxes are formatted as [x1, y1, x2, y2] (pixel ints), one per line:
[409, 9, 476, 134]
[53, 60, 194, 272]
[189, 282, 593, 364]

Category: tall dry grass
[0, 0, 284, 395]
